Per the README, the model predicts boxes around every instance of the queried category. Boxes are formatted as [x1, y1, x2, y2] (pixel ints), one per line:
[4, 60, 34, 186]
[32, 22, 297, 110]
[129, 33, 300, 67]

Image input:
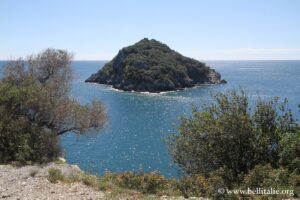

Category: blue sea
[0, 60, 300, 177]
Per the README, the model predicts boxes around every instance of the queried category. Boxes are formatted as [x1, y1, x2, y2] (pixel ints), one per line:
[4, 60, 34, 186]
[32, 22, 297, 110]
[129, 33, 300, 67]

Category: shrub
[168, 89, 300, 199]
[48, 168, 64, 183]
[96, 172, 117, 191]
[242, 165, 298, 199]
[289, 172, 300, 197]
[81, 174, 99, 188]
[176, 175, 208, 198]
[243, 164, 277, 188]
[0, 86, 61, 164]
[278, 130, 300, 173]
[0, 49, 107, 164]
[168, 89, 298, 179]
[138, 172, 168, 194]
[206, 174, 227, 200]
[113, 171, 167, 194]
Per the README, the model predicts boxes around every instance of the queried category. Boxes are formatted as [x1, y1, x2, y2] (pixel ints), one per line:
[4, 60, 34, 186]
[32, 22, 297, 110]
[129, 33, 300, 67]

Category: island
[85, 38, 226, 92]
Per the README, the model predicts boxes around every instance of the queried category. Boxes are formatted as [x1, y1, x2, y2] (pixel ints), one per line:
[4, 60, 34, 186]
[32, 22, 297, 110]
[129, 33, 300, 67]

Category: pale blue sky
[1, 0, 300, 60]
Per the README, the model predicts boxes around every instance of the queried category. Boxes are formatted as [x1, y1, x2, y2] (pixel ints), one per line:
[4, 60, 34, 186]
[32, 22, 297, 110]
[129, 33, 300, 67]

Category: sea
[0, 60, 299, 177]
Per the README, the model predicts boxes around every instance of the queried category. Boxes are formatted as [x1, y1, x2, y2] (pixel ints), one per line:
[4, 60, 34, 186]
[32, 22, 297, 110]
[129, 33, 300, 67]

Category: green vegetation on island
[85, 38, 226, 92]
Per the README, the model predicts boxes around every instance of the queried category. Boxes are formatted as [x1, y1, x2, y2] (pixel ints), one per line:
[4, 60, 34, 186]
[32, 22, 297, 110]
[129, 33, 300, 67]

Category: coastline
[87, 82, 223, 95]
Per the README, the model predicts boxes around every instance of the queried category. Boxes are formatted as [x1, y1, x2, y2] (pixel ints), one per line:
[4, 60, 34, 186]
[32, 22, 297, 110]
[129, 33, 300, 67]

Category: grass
[48, 168, 65, 183]
[81, 173, 99, 187]
[46, 168, 185, 199]
[47, 168, 299, 199]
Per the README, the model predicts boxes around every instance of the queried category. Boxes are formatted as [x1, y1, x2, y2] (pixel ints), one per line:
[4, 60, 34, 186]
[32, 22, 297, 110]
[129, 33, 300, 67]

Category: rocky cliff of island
[85, 38, 226, 92]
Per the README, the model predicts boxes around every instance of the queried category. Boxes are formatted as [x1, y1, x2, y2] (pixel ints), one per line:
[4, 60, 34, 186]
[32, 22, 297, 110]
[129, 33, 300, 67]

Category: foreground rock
[85, 38, 226, 92]
[0, 162, 104, 200]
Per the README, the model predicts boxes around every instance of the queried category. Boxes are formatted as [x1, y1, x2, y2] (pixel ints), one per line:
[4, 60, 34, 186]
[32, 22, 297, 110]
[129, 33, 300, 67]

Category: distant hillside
[85, 38, 226, 92]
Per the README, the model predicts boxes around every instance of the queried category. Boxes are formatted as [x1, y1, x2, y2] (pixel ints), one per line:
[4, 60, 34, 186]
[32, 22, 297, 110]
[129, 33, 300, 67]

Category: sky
[1, 0, 300, 60]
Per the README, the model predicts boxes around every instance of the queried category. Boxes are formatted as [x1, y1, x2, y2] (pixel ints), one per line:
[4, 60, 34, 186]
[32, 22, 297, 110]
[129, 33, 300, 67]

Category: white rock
[58, 157, 66, 163]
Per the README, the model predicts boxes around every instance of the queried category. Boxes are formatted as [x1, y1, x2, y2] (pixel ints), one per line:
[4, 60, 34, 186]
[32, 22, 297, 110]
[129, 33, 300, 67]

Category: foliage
[113, 171, 168, 194]
[169, 90, 298, 177]
[0, 49, 107, 164]
[278, 130, 300, 173]
[243, 164, 279, 188]
[242, 165, 297, 199]
[46, 169, 178, 198]
[48, 168, 64, 183]
[45, 166, 299, 199]
[81, 174, 99, 187]
[0, 83, 61, 163]
[168, 89, 300, 198]
[175, 174, 208, 198]
[86, 38, 223, 92]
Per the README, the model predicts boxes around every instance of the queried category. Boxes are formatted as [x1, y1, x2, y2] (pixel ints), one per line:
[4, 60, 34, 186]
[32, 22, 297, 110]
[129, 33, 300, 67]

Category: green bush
[206, 174, 227, 199]
[168, 89, 300, 199]
[102, 171, 168, 194]
[48, 168, 64, 183]
[0, 83, 61, 164]
[242, 164, 298, 199]
[243, 164, 277, 188]
[288, 172, 300, 197]
[81, 174, 99, 188]
[278, 131, 300, 173]
[168, 90, 298, 178]
[176, 175, 208, 198]
[139, 172, 168, 194]
[0, 49, 106, 164]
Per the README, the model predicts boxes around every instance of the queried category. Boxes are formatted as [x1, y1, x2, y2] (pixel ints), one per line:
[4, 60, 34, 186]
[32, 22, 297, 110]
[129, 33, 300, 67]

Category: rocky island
[85, 38, 226, 92]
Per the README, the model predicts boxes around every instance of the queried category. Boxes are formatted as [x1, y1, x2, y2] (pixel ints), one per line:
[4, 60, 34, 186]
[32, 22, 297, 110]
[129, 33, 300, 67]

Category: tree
[168, 90, 298, 179]
[0, 49, 107, 163]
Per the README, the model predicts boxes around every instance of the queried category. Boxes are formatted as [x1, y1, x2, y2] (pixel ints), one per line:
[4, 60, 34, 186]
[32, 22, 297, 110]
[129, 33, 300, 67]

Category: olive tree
[168, 90, 298, 178]
[0, 49, 107, 163]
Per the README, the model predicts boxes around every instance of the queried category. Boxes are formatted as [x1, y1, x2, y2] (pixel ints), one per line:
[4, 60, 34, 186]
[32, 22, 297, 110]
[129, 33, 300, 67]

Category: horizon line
[72, 59, 300, 61]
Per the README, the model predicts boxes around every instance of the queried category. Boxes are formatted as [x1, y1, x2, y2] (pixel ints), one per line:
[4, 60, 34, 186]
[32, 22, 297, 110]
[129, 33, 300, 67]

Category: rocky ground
[0, 162, 205, 200]
[0, 162, 105, 200]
